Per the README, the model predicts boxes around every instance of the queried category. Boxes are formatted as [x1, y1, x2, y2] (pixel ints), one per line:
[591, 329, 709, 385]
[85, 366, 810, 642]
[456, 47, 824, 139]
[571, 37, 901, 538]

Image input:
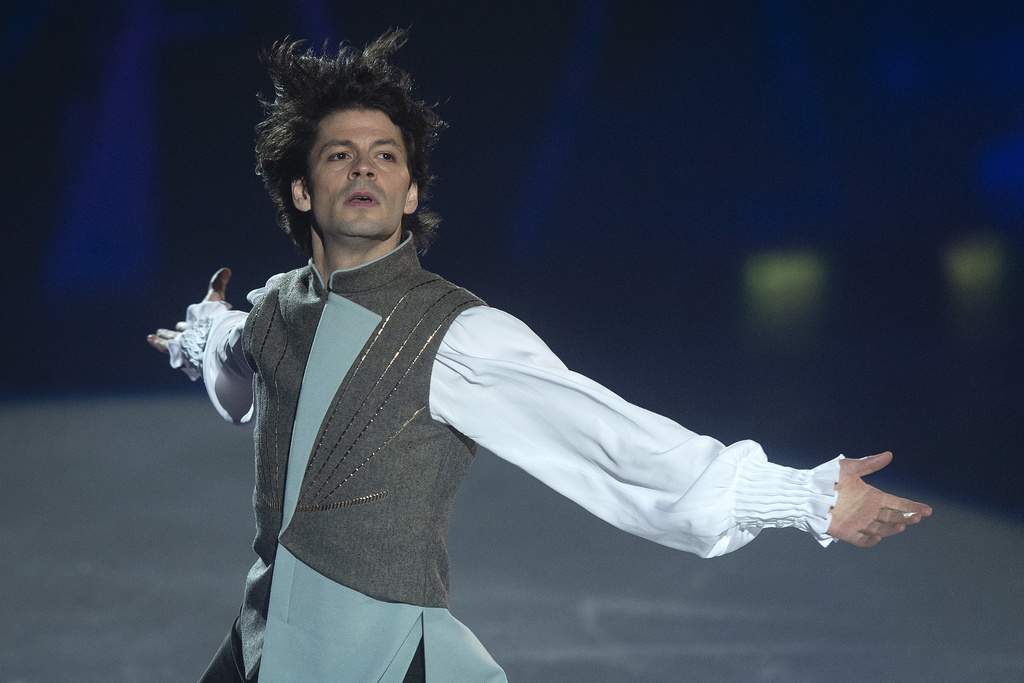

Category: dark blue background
[2, 0, 1021, 515]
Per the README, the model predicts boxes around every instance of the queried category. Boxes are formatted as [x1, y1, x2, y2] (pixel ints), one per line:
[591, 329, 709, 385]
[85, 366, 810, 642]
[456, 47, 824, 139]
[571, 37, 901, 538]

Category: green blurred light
[743, 249, 828, 337]
[944, 235, 1006, 309]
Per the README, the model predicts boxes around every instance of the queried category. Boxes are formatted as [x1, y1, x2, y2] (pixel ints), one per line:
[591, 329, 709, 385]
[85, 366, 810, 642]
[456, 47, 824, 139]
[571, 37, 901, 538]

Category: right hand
[147, 267, 232, 354]
[828, 451, 932, 547]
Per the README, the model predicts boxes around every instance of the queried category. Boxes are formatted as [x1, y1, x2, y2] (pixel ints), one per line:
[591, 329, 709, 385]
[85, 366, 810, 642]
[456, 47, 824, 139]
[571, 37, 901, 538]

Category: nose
[349, 153, 376, 180]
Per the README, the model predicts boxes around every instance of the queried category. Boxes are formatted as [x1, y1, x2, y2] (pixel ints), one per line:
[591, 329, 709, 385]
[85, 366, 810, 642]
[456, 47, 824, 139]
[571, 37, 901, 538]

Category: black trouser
[197, 617, 248, 683]
[197, 617, 426, 682]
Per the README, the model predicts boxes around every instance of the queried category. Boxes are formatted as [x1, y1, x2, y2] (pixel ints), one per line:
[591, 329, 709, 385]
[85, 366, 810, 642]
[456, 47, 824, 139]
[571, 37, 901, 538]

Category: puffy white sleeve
[165, 276, 283, 426]
[429, 306, 841, 558]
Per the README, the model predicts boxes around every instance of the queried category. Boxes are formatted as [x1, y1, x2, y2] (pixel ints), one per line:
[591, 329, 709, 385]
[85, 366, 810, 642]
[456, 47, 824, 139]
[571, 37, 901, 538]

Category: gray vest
[239, 241, 485, 633]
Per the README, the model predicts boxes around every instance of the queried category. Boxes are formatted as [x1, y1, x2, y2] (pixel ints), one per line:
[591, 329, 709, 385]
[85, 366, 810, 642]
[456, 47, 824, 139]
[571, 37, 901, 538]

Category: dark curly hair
[255, 29, 446, 255]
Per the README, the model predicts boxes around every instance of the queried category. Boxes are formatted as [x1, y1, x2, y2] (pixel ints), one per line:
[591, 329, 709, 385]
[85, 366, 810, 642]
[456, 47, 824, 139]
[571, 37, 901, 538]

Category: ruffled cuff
[166, 300, 232, 381]
[733, 454, 842, 547]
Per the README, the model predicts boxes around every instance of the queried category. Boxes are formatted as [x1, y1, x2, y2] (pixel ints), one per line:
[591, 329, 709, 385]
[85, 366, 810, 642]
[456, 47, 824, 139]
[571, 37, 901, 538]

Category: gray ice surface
[1, 396, 1020, 682]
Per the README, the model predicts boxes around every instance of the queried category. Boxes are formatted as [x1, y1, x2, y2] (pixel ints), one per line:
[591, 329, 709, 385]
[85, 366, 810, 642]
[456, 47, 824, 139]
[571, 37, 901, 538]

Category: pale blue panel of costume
[259, 252, 506, 682]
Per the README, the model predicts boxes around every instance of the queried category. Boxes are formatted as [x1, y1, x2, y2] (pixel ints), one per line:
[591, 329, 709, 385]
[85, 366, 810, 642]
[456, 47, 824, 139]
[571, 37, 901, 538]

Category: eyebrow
[317, 138, 405, 157]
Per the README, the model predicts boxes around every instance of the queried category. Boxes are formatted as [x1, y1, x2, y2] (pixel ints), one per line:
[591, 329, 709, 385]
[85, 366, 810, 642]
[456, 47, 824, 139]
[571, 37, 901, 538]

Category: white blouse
[169, 285, 839, 561]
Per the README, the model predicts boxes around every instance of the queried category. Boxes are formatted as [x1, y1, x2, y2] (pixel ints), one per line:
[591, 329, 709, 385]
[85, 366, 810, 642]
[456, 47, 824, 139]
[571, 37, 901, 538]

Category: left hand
[828, 451, 932, 547]
[146, 268, 232, 354]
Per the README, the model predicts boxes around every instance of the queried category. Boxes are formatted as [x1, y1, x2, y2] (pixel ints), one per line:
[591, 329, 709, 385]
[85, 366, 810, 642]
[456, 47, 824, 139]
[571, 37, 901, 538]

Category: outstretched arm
[146, 267, 255, 424]
[430, 306, 842, 557]
[829, 451, 932, 547]
[147, 267, 232, 354]
[431, 306, 933, 557]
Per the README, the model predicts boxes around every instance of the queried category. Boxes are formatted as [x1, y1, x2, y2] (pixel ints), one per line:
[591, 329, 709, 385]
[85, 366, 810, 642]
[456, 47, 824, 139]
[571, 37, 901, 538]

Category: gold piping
[295, 489, 389, 512]
[302, 289, 464, 504]
[314, 406, 427, 506]
[304, 278, 443, 482]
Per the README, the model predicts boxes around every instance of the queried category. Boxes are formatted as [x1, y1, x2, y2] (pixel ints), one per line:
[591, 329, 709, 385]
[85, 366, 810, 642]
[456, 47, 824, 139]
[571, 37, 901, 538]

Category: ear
[403, 181, 419, 215]
[291, 178, 312, 213]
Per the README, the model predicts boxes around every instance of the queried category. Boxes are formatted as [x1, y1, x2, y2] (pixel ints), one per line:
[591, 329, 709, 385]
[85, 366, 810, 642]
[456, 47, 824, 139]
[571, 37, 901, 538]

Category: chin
[326, 218, 392, 237]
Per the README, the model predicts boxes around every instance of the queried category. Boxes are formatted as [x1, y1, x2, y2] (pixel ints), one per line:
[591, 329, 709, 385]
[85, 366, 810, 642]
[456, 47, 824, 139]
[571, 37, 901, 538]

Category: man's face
[292, 108, 418, 249]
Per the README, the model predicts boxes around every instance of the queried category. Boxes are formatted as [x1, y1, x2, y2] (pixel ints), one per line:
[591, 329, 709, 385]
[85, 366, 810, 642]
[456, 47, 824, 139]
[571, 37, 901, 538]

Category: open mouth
[345, 191, 379, 207]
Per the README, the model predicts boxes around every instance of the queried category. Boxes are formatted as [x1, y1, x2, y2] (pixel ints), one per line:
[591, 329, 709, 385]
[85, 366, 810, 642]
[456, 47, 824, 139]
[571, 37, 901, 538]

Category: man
[149, 30, 931, 682]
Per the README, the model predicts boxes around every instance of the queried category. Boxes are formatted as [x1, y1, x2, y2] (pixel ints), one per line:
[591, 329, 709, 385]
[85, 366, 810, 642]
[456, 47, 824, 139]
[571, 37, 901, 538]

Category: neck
[311, 229, 403, 279]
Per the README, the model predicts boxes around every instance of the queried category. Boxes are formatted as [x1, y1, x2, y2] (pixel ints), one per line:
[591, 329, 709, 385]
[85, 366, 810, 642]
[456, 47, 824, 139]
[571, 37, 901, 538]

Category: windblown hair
[255, 29, 446, 255]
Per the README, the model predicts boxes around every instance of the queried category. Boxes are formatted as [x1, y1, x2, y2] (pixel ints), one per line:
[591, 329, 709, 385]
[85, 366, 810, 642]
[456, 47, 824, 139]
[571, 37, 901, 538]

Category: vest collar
[308, 233, 420, 297]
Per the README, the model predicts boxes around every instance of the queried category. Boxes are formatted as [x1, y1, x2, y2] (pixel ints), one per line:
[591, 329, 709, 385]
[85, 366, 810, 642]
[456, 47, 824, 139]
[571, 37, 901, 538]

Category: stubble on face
[292, 108, 419, 270]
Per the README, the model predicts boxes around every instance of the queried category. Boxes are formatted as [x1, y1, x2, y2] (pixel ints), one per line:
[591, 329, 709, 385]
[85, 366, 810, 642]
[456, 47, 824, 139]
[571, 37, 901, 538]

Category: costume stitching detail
[304, 278, 442, 485]
[254, 276, 301, 511]
[316, 406, 427, 505]
[269, 277, 303, 509]
[295, 489, 389, 512]
[308, 296, 475, 506]
[302, 289, 462, 505]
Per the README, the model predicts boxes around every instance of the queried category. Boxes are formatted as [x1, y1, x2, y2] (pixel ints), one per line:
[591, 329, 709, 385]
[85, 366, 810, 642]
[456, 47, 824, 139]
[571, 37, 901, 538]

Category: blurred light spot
[743, 249, 827, 338]
[944, 234, 1007, 320]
